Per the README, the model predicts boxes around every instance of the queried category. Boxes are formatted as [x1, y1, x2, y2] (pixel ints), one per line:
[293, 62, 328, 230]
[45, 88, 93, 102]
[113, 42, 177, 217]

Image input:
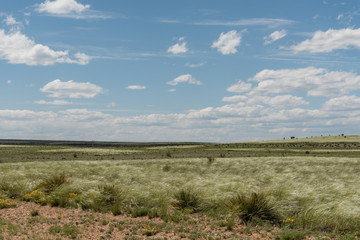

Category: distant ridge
[0, 139, 208, 147]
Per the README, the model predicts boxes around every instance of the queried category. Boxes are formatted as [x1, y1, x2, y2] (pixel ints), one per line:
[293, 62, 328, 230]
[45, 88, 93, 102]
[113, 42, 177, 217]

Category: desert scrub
[0, 199, 16, 209]
[23, 190, 46, 205]
[47, 187, 81, 208]
[80, 184, 123, 214]
[142, 225, 157, 236]
[172, 189, 200, 213]
[49, 224, 79, 239]
[226, 192, 280, 225]
[37, 173, 70, 194]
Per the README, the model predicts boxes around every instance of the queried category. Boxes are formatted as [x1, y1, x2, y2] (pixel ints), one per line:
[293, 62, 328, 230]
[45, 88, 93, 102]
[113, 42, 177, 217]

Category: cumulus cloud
[167, 37, 188, 54]
[226, 81, 252, 93]
[0, 29, 91, 66]
[322, 95, 360, 111]
[212, 30, 242, 55]
[267, 95, 309, 108]
[37, 0, 90, 15]
[126, 85, 146, 90]
[248, 66, 360, 97]
[40, 79, 103, 98]
[291, 28, 360, 53]
[166, 74, 202, 86]
[264, 30, 287, 45]
[222, 95, 248, 103]
[36, 0, 110, 19]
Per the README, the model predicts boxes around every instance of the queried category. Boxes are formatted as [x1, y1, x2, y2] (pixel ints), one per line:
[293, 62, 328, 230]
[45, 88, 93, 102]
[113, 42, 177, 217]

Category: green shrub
[207, 157, 215, 164]
[162, 165, 171, 172]
[276, 228, 307, 240]
[81, 184, 123, 213]
[226, 192, 280, 225]
[38, 173, 70, 194]
[172, 189, 200, 213]
[131, 207, 149, 218]
[30, 209, 39, 217]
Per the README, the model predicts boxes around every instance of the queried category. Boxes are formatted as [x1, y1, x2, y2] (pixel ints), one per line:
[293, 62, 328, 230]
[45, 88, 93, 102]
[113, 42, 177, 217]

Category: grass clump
[276, 227, 307, 240]
[81, 184, 123, 215]
[38, 173, 70, 194]
[49, 224, 79, 239]
[227, 192, 280, 225]
[173, 189, 200, 213]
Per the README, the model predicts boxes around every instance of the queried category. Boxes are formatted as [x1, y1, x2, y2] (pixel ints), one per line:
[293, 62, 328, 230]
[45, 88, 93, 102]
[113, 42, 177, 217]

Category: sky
[1, 0, 360, 142]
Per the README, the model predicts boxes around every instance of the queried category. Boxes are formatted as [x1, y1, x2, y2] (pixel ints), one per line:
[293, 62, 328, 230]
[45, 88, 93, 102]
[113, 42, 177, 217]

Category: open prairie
[1, 136, 360, 239]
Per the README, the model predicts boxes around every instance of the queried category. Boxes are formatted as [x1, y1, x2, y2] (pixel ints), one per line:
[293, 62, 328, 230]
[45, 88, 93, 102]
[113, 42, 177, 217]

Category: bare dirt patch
[0, 202, 279, 239]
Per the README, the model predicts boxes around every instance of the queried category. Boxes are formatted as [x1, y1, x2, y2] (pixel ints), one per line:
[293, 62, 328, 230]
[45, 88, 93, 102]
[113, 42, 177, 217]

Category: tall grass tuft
[172, 189, 200, 213]
[38, 173, 70, 194]
[227, 192, 280, 225]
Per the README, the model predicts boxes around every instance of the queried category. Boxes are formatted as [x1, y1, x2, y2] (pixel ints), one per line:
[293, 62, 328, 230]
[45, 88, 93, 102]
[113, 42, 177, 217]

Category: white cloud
[40, 79, 103, 98]
[167, 38, 188, 55]
[36, 0, 110, 19]
[323, 95, 360, 111]
[222, 95, 248, 102]
[126, 85, 146, 90]
[226, 80, 252, 93]
[291, 28, 360, 53]
[168, 89, 176, 92]
[337, 14, 344, 20]
[7, 80, 11, 84]
[35, 100, 73, 105]
[4, 16, 21, 26]
[267, 95, 309, 108]
[0, 29, 91, 66]
[166, 74, 202, 86]
[193, 18, 294, 27]
[248, 66, 360, 97]
[37, 0, 90, 15]
[106, 102, 117, 108]
[264, 30, 287, 45]
[212, 30, 242, 55]
[185, 62, 205, 68]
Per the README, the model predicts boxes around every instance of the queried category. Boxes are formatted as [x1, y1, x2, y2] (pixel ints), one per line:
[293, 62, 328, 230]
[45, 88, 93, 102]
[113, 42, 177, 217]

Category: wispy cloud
[126, 85, 146, 90]
[264, 30, 287, 45]
[35, 100, 73, 105]
[193, 18, 294, 27]
[185, 62, 205, 68]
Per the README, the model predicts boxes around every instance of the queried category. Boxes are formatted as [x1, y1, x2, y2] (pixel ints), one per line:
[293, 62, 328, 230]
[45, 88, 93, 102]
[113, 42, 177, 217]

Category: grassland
[0, 136, 360, 239]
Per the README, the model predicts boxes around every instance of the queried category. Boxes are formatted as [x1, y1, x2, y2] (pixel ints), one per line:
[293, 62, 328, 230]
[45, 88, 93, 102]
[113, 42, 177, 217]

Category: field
[1, 136, 360, 239]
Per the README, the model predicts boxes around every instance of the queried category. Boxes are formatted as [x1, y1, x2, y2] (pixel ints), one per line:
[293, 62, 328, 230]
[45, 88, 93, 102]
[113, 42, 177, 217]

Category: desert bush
[38, 173, 70, 194]
[162, 165, 171, 172]
[226, 192, 280, 225]
[276, 227, 307, 240]
[47, 187, 80, 208]
[172, 189, 200, 213]
[207, 157, 215, 164]
[23, 189, 46, 205]
[81, 184, 124, 214]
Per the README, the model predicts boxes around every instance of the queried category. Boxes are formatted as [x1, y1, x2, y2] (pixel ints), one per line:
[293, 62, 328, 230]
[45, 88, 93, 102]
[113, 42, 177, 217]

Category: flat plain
[0, 136, 360, 239]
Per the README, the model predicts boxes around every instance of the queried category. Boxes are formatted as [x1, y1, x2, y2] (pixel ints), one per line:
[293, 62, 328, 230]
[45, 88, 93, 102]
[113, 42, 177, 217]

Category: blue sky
[1, 0, 360, 142]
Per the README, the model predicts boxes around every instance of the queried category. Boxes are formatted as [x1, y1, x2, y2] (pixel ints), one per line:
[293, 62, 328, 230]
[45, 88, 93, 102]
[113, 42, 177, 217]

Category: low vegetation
[0, 136, 360, 239]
